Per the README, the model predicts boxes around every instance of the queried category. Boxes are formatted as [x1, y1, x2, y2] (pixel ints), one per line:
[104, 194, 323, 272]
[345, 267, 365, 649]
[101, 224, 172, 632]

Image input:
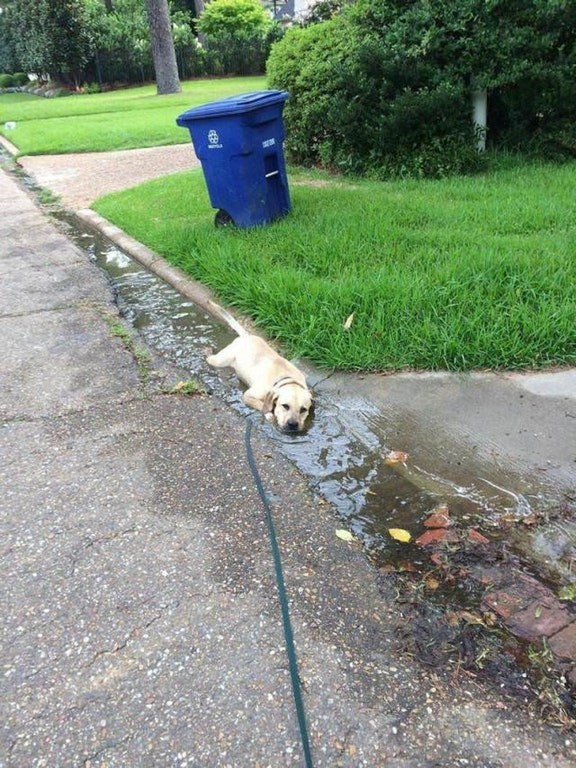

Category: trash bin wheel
[215, 209, 234, 228]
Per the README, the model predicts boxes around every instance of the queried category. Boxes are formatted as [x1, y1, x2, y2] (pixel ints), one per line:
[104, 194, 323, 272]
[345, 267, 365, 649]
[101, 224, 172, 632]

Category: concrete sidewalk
[1, 163, 575, 767]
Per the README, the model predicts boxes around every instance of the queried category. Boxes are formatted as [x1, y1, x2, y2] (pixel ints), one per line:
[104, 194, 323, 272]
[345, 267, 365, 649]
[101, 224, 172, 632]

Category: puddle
[51, 210, 575, 582]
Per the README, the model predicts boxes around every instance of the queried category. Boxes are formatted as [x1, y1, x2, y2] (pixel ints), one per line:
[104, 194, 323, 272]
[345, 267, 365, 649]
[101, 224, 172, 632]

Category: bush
[0, 73, 15, 88]
[267, 0, 576, 177]
[197, 0, 278, 75]
[12, 72, 29, 86]
[267, 15, 482, 177]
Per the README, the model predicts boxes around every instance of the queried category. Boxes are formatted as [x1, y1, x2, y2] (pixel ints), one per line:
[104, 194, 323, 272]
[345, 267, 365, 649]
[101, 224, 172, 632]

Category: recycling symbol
[208, 129, 219, 145]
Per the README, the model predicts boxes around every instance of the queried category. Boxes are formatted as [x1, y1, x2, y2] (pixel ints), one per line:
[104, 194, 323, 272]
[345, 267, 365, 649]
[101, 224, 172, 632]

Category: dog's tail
[207, 300, 248, 337]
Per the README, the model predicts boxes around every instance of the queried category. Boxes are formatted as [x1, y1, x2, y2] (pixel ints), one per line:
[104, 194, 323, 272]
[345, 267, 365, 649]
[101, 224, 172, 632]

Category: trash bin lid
[176, 90, 288, 124]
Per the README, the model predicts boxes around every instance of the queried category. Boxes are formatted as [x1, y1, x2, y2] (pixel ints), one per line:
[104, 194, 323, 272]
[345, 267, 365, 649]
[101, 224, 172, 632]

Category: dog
[206, 300, 313, 433]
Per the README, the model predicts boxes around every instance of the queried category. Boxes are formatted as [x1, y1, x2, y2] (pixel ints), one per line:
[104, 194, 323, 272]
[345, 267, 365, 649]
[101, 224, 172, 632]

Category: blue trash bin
[176, 90, 291, 228]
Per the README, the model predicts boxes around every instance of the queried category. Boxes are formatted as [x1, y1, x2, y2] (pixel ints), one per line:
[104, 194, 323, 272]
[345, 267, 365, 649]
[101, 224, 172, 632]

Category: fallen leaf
[335, 529, 355, 542]
[343, 312, 355, 330]
[447, 610, 486, 626]
[380, 561, 417, 574]
[388, 527, 412, 543]
[425, 575, 440, 590]
[384, 450, 409, 465]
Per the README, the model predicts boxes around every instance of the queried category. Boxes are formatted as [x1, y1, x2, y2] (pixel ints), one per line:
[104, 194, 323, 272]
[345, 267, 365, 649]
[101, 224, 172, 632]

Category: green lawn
[0, 76, 266, 154]
[93, 159, 576, 372]
[2, 78, 574, 372]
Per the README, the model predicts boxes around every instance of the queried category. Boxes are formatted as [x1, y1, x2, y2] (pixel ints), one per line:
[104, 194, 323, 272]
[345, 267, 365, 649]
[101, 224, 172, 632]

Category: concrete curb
[76, 208, 216, 313]
[76, 208, 261, 338]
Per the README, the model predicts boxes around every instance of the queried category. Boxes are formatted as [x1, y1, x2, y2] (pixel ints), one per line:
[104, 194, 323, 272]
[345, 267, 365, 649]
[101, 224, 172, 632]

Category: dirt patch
[17, 144, 200, 209]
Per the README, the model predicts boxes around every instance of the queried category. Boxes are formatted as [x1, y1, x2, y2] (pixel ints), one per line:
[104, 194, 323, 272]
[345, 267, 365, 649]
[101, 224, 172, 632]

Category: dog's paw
[264, 412, 274, 423]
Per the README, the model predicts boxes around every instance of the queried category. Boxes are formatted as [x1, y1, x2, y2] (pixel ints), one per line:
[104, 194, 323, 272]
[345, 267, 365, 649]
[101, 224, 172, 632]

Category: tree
[4, 0, 92, 86]
[197, 0, 271, 38]
[145, 0, 181, 93]
[196, 0, 276, 75]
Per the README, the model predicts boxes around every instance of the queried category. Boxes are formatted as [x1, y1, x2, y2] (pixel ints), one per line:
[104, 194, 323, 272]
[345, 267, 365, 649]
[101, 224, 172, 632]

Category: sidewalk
[1, 162, 576, 767]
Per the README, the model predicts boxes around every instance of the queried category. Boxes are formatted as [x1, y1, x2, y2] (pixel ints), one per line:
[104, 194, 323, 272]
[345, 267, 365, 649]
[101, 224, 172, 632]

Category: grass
[2, 78, 574, 371]
[92, 158, 576, 372]
[0, 76, 266, 155]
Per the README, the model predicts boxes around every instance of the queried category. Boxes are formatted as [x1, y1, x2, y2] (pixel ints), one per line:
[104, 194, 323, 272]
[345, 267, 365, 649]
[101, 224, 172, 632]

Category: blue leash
[244, 419, 314, 768]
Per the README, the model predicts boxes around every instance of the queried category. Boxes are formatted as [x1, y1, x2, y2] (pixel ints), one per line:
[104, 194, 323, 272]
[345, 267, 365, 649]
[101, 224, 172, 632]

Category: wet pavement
[1, 149, 576, 766]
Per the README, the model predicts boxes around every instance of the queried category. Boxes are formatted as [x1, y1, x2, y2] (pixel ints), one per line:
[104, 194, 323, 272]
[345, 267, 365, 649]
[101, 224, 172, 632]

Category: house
[269, 0, 316, 24]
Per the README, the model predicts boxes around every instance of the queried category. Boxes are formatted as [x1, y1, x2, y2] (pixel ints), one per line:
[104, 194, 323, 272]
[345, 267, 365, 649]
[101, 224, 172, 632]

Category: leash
[244, 418, 314, 768]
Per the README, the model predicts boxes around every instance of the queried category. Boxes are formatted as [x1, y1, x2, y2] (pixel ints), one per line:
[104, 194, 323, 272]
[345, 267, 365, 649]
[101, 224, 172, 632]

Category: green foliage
[0, 72, 30, 89]
[196, 0, 277, 75]
[4, 0, 93, 87]
[268, 0, 576, 177]
[299, 0, 350, 26]
[12, 72, 30, 86]
[0, 0, 273, 88]
[197, 0, 271, 38]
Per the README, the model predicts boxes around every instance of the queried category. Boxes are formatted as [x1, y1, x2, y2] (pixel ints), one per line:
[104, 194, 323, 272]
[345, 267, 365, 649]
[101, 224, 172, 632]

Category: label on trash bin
[262, 138, 276, 148]
[207, 129, 222, 149]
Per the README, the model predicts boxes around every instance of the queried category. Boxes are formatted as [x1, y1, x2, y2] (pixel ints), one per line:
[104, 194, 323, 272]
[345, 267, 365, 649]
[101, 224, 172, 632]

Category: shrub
[267, 14, 482, 177]
[267, 0, 576, 177]
[0, 73, 15, 88]
[12, 72, 29, 86]
[197, 0, 277, 75]
[197, 0, 271, 39]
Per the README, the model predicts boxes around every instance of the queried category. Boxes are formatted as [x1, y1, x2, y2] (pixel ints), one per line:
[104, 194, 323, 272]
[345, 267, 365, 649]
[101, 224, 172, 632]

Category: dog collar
[272, 375, 307, 391]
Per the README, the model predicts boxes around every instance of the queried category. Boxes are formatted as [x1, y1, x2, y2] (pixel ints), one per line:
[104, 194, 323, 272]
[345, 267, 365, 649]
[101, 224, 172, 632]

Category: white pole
[472, 88, 488, 152]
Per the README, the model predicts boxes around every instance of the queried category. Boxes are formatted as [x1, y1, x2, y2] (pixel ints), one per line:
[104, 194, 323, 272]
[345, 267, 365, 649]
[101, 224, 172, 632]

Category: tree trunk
[145, 0, 181, 95]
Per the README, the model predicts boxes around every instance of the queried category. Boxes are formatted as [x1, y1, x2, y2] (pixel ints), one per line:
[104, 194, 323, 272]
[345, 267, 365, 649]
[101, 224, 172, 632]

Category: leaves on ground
[335, 529, 355, 542]
[388, 527, 412, 543]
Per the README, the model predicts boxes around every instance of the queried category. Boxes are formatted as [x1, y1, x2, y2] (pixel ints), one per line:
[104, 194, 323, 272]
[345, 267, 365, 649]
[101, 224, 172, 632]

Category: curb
[76, 208, 260, 337]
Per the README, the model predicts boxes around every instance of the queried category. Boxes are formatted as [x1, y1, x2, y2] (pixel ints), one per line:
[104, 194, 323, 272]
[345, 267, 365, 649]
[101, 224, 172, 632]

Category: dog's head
[263, 380, 313, 433]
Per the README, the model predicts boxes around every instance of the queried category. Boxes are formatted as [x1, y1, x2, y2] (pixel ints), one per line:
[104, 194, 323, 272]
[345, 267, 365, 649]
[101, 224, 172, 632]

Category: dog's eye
[300, 407, 308, 415]
[281, 403, 290, 411]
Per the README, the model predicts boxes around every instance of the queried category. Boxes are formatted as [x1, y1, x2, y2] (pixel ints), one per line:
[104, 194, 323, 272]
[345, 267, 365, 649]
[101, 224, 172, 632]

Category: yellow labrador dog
[206, 301, 313, 433]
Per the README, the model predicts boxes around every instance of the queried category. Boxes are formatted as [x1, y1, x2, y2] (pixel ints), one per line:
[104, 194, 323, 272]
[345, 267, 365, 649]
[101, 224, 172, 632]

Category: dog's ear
[262, 390, 277, 416]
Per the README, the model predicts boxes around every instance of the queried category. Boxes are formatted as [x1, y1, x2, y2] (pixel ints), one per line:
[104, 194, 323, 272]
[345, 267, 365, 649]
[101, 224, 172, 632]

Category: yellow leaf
[343, 312, 355, 330]
[388, 528, 412, 543]
[335, 529, 355, 542]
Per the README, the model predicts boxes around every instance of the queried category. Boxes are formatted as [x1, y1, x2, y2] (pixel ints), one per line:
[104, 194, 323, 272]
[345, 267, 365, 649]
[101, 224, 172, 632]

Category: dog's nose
[286, 419, 299, 431]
